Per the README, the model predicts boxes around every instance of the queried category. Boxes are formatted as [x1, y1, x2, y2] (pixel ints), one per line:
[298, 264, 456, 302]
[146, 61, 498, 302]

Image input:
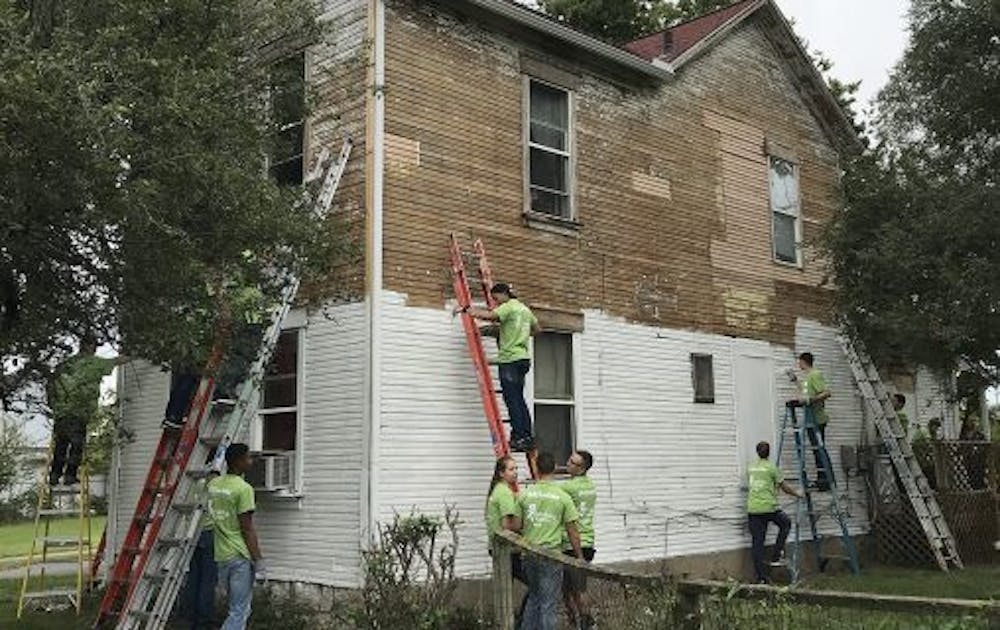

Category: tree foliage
[537, 0, 734, 43]
[0, 0, 349, 402]
[827, 0, 1000, 384]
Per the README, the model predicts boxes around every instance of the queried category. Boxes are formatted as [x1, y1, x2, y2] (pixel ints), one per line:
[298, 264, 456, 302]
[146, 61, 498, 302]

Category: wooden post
[673, 583, 700, 630]
[492, 535, 514, 630]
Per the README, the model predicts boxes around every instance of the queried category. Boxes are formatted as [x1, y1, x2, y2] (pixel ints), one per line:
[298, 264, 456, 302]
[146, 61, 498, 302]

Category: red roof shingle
[624, 0, 761, 62]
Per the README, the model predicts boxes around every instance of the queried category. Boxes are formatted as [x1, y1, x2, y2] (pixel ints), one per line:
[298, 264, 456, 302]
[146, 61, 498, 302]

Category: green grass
[0, 517, 106, 560]
[803, 565, 1000, 601]
[0, 575, 99, 629]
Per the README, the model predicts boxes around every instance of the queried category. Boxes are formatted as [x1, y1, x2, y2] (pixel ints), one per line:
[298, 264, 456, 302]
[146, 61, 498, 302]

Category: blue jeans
[519, 555, 562, 630]
[181, 530, 216, 629]
[217, 557, 253, 630]
[499, 360, 532, 443]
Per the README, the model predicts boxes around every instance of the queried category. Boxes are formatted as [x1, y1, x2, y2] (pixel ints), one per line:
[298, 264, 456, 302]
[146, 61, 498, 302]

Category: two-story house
[106, 0, 957, 589]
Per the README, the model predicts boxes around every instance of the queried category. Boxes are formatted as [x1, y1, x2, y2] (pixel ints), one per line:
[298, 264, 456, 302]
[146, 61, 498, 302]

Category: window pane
[272, 124, 304, 165]
[691, 354, 715, 403]
[534, 404, 573, 464]
[534, 333, 572, 400]
[773, 213, 798, 263]
[269, 53, 305, 188]
[270, 158, 303, 187]
[530, 81, 568, 151]
[262, 411, 297, 450]
[263, 375, 296, 409]
[530, 148, 567, 193]
[267, 331, 298, 376]
[531, 188, 570, 218]
[769, 157, 799, 216]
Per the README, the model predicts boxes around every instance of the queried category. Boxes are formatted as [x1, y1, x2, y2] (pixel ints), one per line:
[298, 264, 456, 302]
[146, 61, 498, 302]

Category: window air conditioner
[247, 452, 295, 492]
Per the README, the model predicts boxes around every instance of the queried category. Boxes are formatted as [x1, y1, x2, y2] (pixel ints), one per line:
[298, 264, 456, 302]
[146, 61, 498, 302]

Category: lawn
[0, 574, 98, 629]
[0, 516, 106, 564]
[803, 564, 1000, 601]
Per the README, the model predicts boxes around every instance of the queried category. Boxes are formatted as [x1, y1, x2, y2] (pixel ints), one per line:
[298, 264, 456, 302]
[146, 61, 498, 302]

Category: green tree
[827, 0, 1000, 385]
[537, 0, 734, 43]
[0, 0, 350, 402]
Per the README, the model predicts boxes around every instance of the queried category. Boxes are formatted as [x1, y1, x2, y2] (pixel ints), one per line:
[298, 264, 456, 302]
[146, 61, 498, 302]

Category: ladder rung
[127, 610, 152, 619]
[200, 436, 223, 447]
[22, 588, 77, 600]
[185, 469, 212, 480]
[41, 536, 83, 547]
[172, 502, 199, 513]
[156, 537, 188, 548]
[48, 486, 82, 495]
[155, 456, 172, 467]
[38, 508, 78, 517]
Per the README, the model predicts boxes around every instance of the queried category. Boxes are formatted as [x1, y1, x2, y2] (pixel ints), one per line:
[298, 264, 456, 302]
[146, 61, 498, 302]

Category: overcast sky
[773, 0, 911, 115]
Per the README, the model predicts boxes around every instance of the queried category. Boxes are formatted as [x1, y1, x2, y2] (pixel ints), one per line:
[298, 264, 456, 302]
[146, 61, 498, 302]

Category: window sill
[523, 211, 581, 237]
[772, 258, 804, 271]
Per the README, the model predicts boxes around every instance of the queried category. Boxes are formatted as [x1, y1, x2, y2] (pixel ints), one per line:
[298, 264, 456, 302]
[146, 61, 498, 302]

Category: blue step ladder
[776, 403, 860, 581]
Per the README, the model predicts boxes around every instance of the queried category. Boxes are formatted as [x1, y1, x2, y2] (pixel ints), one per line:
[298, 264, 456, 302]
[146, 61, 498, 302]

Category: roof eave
[442, 0, 674, 83]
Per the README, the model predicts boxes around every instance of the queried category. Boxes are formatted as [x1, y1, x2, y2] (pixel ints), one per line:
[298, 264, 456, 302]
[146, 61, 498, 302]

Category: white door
[733, 344, 777, 480]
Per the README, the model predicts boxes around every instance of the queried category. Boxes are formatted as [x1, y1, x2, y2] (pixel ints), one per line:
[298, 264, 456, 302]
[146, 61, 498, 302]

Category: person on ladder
[795, 352, 832, 491]
[460, 282, 540, 452]
[47, 334, 115, 486]
[747, 441, 804, 584]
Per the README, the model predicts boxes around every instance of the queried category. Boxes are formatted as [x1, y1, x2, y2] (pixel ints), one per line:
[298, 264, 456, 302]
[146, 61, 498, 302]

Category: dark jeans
[519, 555, 563, 630]
[499, 359, 532, 443]
[562, 547, 596, 594]
[805, 423, 833, 486]
[181, 529, 217, 629]
[50, 419, 86, 482]
[165, 372, 202, 424]
[748, 511, 791, 583]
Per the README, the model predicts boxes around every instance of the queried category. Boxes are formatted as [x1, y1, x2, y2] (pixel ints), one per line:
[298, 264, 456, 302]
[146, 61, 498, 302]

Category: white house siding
[373, 295, 872, 579]
[914, 367, 957, 438]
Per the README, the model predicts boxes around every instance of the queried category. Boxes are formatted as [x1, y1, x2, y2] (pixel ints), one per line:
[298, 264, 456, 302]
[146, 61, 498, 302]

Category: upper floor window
[268, 53, 306, 187]
[259, 329, 299, 451]
[769, 156, 801, 265]
[527, 79, 572, 219]
[691, 353, 715, 403]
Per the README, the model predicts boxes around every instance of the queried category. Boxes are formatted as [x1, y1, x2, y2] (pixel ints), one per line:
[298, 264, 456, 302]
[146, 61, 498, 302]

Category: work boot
[63, 475, 80, 486]
[769, 551, 787, 567]
[510, 437, 535, 452]
[48, 474, 61, 487]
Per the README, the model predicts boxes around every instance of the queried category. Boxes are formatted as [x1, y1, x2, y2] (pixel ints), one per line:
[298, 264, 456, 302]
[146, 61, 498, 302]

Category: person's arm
[530, 317, 540, 337]
[565, 521, 583, 559]
[238, 512, 263, 561]
[813, 389, 831, 403]
[780, 481, 805, 499]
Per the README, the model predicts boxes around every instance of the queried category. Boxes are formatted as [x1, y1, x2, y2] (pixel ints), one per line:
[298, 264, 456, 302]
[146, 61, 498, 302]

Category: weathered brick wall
[381, 0, 839, 346]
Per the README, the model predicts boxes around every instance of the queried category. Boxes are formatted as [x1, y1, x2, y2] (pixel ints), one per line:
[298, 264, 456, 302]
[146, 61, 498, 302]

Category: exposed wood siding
[382, 1, 839, 347]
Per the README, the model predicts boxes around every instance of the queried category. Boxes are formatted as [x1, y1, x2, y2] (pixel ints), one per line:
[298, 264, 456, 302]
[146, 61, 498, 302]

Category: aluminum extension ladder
[776, 404, 860, 582]
[449, 234, 537, 484]
[837, 335, 962, 571]
[94, 138, 352, 629]
[18, 461, 95, 619]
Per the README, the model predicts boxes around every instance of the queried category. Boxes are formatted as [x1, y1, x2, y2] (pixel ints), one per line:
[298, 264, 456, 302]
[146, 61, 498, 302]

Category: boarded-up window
[769, 156, 801, 264]
[268, 53, 306, 187]
[260, 330, 299, 450]
[528, 80, 572, 219]
[691, 353, 715, 403]
[534, 332, 574, 462]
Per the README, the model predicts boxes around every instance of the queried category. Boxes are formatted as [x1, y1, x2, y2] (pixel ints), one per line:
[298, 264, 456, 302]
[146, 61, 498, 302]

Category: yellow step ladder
[17, 446, 94, 619]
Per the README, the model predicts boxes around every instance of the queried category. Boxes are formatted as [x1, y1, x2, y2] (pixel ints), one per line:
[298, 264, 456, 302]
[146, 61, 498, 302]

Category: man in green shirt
[47, 339, 115, 486]
[462, 282, 539, 452]
[562, 450, 597, 630]
[797, 352, 833, 491]
[517, 452, 582, 630]
[208, 444, 263, 630]
[747, 441, 804, 584]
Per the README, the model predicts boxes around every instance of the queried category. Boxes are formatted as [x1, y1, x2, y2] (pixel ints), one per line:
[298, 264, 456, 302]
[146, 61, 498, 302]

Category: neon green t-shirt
[494, 299, 537, 364]
[485, 482, 518, 547]
[561, 475, 596, 549]
[747, 459, 783, 514]
[802, 368, 829, 426]
[208, 474, 255, 562]
[518, 480, 579, 550]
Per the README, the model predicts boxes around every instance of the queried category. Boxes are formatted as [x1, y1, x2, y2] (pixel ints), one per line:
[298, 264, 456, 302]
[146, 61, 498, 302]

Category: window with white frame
[527, 79, 572, 219]
[769, 156, 801, 265]
[258, 329, 300, 451]
[268, 53, 306, 187]
[691, 353, 715, 403]
[533, 332, 575, 463]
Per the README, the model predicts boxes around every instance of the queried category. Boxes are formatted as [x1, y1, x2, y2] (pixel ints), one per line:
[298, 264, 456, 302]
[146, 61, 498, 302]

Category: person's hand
[796, 489, 806, 499]
[452, 305, 468, 315]
[254, 558, 268, 582]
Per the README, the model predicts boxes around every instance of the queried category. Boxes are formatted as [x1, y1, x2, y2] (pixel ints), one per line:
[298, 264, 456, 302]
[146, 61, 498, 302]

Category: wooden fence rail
[491, 530, 1000, 629]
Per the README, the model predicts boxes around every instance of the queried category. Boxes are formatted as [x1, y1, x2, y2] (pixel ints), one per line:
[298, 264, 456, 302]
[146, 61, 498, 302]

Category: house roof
[624, 0, 762, 62]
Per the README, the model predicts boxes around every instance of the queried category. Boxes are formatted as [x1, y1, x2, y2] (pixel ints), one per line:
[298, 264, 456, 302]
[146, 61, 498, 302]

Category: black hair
[576, 450, 593, 471]
[490, 282, 513, 297]
[486, 456, 515, 507]
[756, 441, 770, 458]
[226, 443, 250, 467]
[536, 452, 556, 474]
[798, 352, 815, 367]
[893, 393, 906, 406]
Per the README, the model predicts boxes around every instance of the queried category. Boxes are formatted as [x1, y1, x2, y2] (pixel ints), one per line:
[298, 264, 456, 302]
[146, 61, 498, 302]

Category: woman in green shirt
[486, 456, 524, 583]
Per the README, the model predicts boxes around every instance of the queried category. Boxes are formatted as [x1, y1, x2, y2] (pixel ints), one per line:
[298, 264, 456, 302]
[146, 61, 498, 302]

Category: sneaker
[162, 417, 184, 431]
[510, 437, 535, 452]
[48, 475, 61, 487]
[63, 476, 80, 486]
[212, 398, 237, 408]
[769, 552, 787, 567]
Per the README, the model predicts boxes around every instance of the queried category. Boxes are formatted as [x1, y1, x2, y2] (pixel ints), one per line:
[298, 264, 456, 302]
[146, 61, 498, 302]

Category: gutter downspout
[362, 0, 386, 547]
